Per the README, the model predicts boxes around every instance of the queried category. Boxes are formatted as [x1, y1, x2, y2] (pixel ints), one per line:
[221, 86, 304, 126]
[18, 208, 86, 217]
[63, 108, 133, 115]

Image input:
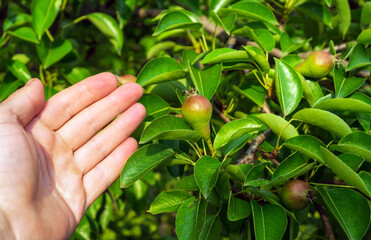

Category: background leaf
[36, 37, 73, 69]
[32, 0, 62, 39]
[153, 11, 202, 36]
[330, 131, 371, 163]
[86, 12, 124, 55]
[251, 200, 287, 240]
[317, 187, 370, 240]
[319, 147, 371, 198]
[334, 0, 351, 39]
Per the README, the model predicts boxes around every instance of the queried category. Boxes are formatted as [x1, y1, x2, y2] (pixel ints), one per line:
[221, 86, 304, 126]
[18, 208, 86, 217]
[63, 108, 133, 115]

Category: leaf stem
[275, 119, 293, 150]
[205, 138, 215, 156]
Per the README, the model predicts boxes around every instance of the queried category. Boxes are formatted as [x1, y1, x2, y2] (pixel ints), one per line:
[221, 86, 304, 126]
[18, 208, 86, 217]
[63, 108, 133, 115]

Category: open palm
[0, 73, 145, 239]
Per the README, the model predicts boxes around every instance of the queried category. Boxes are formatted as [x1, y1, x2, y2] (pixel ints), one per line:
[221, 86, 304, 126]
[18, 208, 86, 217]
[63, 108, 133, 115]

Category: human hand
[0, 73, 145, 239]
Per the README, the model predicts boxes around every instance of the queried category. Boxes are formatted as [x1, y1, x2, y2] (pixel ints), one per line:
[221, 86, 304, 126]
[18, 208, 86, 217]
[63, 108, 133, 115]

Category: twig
[213, 106, 230, 123]
[236, 128, 272, 165]
[314, 202, 336, 240]
[256, 148, 279, 166]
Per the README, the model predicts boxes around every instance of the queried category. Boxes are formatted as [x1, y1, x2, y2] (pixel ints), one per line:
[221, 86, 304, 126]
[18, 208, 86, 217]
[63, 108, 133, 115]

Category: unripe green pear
[295, 51, 335, 78]
[181, 92, 212, 141]
[278, 179, 310, 211]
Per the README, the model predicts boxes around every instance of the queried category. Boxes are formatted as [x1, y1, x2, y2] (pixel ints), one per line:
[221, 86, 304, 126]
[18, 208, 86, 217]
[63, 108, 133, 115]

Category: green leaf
[227, 194, 252, 221]
[297, 2, 332, 28]
[138, 94, 171, 121]
[148, 190, 193, 214]
[209, 0, 231, 12]
[245, 162, 269, 186]
[188, 63, 222, 100]
[120, 144, 174, 188]
[202, 48, 252, 64]
[339, 153, 364, 172]
[3, 13, 32, 31]
[244, 46, 270, 73]
[147, 41, 177, 59]
[281, 54, 303, 67]
[314, 98, 371, 113]
[317, 187, 370, 240]
[174, 175, 199, 191]
[292, 108, 351, 137]
[274, 58, 303, 116]
[7, 27, 39, 44]
[240, 26, 275, 52]
[251, 200, 287, 240]
[210, 11, 236, 35]
[283, 135, 326, 163]
[345, 44, 371, 71]
[357, 28, 371, 44]
[359, 171, 371, 194]
[199, 214, 221, 240]
[226, 164, 253, 183]
[334, 0, 351, 39]
[153, 11, 202, 36]
[137, 57, 187, 87]
[224, 1, 278, 25]
[213, 118, 261, 149]
[176, 197, 207, 240]
[233, 82, 266, 107]
[215, 173, 230, 202]
[351, 92, 371, 132]
[6, 60, 31, 84]
[0, 74, 22, 101]
[254, 113, 299, 141]
[319, 147, 371, 198]
[36, 37, 73, 69]
[330, 131, 371, 163]
[86, 12, 124, 55]
[32, 0, 62, 39]
[333, 64, 365, 97]
[361, 2, 371, 26]
[194, 156, 221, 198]
[62, 67, 91, 85]
[301, 77, 323, 107]
[140, 115, 201, 144]
[272, 152, 308, 180]
[280, 32, 311, 54]
[117, 0, 135, 29]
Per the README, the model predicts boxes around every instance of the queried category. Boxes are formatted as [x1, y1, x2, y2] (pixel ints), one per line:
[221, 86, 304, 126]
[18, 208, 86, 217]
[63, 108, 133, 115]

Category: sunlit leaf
[120, 144, 174, 188]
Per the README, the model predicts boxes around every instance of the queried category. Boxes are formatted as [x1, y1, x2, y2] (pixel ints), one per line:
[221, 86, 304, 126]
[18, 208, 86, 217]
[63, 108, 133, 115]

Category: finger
[0, 79, 44, 126]
[74, 103, 145, 173]
[58, 83, 143, 150]
[38, 72, 118, 130]
[83, 137, 138, 207]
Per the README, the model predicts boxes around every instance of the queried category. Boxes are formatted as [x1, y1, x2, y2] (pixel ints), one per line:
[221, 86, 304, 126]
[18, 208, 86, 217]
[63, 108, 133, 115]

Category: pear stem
[205, 138, 215, 156]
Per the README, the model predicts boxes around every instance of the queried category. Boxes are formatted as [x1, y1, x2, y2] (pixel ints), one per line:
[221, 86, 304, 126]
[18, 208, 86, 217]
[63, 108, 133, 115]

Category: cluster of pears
[295, 51, 335, 78]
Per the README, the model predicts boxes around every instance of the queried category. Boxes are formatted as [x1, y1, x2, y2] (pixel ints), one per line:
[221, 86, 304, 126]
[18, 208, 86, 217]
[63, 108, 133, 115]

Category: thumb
[0, 79, 45, 126]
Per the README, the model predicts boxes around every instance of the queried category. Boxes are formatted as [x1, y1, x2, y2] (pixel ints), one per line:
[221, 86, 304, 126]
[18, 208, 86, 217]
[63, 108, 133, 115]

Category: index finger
[38, 72, 118, 130]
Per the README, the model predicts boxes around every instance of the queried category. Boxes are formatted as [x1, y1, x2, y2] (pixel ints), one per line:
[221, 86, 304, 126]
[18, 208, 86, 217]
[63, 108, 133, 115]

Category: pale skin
[0, 73, 146, 239]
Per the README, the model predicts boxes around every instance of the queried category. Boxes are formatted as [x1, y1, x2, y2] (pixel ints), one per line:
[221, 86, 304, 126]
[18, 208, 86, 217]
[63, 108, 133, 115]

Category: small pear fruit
[278, 179, 310, 211]
[295, 51, 335, 78]
[118, 74, 137, 85]
[181, 92, 212, 141]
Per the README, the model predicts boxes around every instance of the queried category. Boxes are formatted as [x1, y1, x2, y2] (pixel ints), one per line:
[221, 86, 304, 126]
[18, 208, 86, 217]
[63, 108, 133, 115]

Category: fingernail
[26, 79, 36, 86]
